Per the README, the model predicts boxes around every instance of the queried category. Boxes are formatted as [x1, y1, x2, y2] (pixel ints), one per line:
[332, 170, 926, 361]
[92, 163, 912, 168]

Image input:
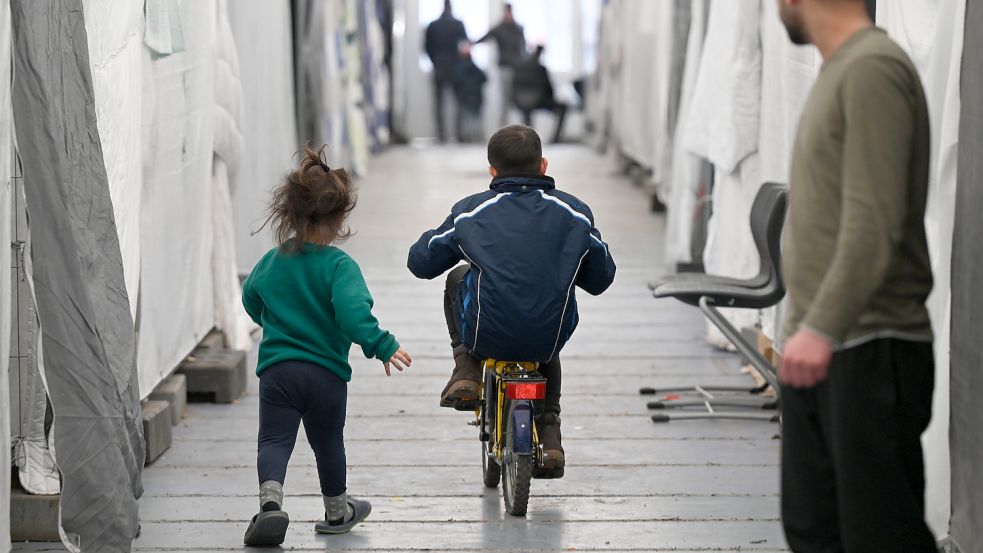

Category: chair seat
[653, 277, 785, 310]
[648, 270, 769, 292]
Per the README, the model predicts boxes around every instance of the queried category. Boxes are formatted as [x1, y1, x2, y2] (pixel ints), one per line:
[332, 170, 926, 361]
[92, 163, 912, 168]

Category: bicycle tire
[502, 408, 533, 516]
[480, 405, 501, 487]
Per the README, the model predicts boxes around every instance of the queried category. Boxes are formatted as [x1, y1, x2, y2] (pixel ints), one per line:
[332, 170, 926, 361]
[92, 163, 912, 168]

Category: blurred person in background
[476, 3, 526, 126]
[453, 42, 488, 143]
[513, 45, 568, 144]
[425, 0, 468, 143]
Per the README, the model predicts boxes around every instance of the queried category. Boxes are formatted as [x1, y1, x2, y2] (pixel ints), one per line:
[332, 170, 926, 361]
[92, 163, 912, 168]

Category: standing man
[776, 1, 936, 552]
[476, 3, 526, 125]
[425, 0, 468, 143]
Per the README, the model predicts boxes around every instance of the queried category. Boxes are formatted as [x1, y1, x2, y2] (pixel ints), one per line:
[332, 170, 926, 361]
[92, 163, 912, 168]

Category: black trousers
[781, 338, 936, 553]
[521, 100, 568, 143]
[258, 361, 348, 497]
[433, 76, 460, 143]
[443, 265, 561, 415]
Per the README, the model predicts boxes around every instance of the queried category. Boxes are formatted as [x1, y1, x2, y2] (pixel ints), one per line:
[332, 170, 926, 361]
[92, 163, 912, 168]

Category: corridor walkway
[20, 145, 786, 551]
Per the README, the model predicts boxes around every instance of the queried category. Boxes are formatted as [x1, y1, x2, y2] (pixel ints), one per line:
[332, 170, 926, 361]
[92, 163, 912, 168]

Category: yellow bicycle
[470, 359, 547, 516]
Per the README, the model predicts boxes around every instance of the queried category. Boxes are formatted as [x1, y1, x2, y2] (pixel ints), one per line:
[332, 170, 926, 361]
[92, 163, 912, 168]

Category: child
[241, 146, 411, 546]
[407, 125, 616, 477]
[453, 42, 487, 143]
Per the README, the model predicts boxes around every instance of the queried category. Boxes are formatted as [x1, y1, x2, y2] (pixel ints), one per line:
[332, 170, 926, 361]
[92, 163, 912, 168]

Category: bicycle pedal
[453, 400, 480, 411]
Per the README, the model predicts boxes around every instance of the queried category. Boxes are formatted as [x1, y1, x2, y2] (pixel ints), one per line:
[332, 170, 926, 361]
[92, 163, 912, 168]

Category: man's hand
[384, 347, 412, 377]
[780, 328, 834, 388]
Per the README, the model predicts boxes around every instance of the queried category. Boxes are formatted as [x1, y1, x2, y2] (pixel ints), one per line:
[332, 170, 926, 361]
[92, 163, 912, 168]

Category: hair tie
[318, 160, 331, 173]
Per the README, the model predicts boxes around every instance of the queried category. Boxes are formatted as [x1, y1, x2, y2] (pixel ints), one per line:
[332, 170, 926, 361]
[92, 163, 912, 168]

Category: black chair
[645, 182, 788, 423]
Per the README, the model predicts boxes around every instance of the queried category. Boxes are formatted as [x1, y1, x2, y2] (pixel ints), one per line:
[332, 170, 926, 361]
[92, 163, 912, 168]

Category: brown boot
[439, 345, 483, 408]
[537, 413, 565, 477]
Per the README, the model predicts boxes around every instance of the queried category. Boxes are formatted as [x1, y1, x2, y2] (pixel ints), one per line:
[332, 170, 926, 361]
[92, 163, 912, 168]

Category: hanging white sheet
[681, 0, 763, 346]
[138, 0, 218, 397]
[211, 0, 255, 351]
[664, 0, 708, 265]
[757, 1, 820, 341]
[84, 0, 143, 320]
[227, 0, 299, 273]
[878, 0, 965, 537]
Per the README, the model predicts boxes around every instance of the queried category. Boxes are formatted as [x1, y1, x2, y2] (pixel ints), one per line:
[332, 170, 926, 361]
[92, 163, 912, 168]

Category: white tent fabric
[227, 0, 298, 273]
[757, 1, 819, 340]
[0, 0, 13, 544]
[664, 0, 708, 265]
[682, 0, 763, 345]
[137, 0, 217, 396]
[83, 0, 143, 320]
[210, 0, 254, 351]
[616, 1, 672, 171]
[878, 0, 965, 537]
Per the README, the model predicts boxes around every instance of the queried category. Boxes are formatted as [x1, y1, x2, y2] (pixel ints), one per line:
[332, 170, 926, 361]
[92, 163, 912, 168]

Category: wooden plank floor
[14, 145, 786, 552]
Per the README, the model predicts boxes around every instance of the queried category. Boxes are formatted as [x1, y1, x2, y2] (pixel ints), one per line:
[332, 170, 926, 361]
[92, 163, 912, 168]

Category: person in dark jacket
[407, 125, 616, 475]
[453, 42, 487, 143]
[476, 4, 526, 125]
[425, 0, 468, 142]
[513, 46, 568, 143]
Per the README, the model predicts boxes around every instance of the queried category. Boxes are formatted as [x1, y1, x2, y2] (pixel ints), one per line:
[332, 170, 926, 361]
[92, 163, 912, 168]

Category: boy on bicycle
[407, 125, 616, 476]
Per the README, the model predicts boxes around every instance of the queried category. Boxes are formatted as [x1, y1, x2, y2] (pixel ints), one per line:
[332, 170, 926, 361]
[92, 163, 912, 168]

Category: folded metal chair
[646, 182, 788, 423]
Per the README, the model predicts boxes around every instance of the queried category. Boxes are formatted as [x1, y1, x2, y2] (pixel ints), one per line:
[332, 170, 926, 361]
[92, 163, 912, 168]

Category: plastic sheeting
[138, 0, 217, 396]
[84, 0, 143, 320]
[228, 0, 299, 272]
[10, 1, 145, 550]
[878, 0, 965, 537]
[0, 0, 12, 544]
[951, 3, 983, 549]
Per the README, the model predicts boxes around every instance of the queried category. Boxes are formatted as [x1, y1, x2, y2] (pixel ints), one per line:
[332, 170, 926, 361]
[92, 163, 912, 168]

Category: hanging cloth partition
[949, 1, 982, 549]
[878, 0, 965, 537]
[10, 1, 144, 550]
[227, 0, 299, 272]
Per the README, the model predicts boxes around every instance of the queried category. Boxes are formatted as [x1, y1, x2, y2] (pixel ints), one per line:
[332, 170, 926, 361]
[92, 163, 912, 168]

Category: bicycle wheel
[502, 406, 533, 516]
[480, 404, 501, 487]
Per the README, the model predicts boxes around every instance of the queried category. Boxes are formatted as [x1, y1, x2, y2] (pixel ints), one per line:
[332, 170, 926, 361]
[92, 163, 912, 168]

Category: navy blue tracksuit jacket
[408, 175, 616, 362]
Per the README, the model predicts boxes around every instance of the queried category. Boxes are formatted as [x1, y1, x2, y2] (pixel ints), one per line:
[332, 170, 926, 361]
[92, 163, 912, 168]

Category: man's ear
[489, 166, 499, 177]
[540, 158, 548, 175]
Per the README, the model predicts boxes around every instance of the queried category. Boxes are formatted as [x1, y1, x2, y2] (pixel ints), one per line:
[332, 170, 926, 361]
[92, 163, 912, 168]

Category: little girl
[241, 146, 411, 546]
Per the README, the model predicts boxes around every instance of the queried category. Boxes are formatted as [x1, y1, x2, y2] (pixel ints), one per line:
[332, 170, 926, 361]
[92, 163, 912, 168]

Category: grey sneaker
[243, 510, 289, 546]
[314, 497, 372, 534]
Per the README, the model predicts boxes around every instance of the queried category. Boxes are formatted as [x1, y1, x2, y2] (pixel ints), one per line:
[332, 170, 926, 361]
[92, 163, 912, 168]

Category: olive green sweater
[242, 244, 400, 380]
[782, 28, 933, 347]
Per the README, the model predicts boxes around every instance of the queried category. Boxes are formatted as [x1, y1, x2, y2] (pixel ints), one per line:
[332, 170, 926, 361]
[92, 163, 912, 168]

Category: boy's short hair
[487, 125, 543, 175]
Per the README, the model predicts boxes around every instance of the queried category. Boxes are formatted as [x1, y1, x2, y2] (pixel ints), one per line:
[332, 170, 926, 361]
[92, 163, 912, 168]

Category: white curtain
[878, 0, 965, 537]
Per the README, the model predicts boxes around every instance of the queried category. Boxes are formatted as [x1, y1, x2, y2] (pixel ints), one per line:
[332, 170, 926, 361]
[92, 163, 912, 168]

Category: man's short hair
[487, 125, 542, 175]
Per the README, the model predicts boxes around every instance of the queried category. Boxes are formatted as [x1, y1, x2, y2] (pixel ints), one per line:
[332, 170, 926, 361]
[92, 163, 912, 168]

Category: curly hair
[258, 145, 357, 252]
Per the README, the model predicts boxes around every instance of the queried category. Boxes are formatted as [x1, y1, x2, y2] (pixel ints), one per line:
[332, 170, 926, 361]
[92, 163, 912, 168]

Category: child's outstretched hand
[384, 347, 412, 376]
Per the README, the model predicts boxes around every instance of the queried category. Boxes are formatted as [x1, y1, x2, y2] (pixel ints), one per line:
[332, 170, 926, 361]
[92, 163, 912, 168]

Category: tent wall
[0, 0, 12, 545]
[136, 0, 218, 396]
[10, 1, 145, 550]
[878, 1, 965, 537]
[227, 0, 299, 273]
[950, 2, 983, 550]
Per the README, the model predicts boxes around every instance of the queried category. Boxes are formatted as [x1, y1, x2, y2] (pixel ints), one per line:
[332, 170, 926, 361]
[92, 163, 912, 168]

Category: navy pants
[257, 360, 348, 497]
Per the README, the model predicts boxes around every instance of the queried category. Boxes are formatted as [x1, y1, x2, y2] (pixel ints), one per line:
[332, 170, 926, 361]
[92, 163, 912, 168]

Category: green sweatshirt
[782, 28, 933, 347]
[242, 243, 399, 380]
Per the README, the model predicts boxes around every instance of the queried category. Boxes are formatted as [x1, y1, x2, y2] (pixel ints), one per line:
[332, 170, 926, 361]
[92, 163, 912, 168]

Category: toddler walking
[241, 146, 411, 546]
